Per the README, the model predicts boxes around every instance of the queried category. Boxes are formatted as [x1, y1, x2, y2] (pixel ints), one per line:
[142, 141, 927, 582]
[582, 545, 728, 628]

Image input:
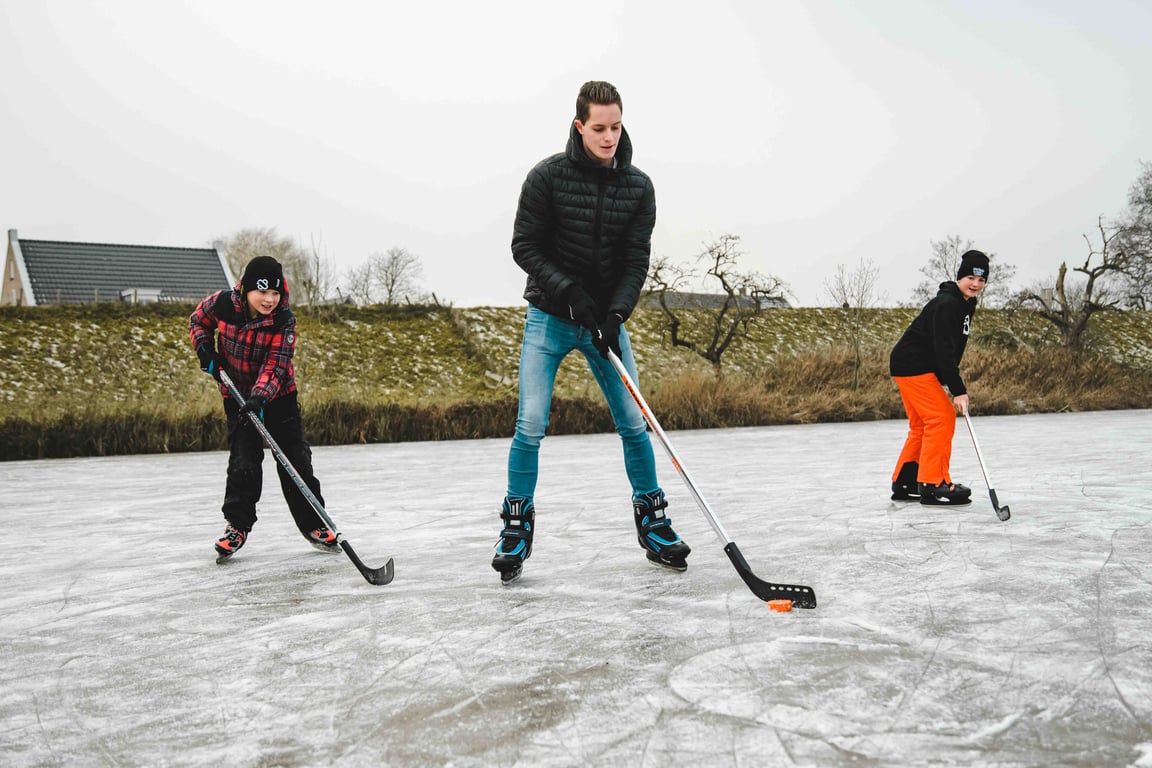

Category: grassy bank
[1, 302, 1150, 460]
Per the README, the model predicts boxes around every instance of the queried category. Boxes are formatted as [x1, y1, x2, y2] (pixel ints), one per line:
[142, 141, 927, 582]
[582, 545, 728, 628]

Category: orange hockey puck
[767, 599, 793, 612]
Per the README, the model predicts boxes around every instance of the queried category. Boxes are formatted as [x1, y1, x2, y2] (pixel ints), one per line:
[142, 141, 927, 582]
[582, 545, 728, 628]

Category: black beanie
[241, 256, 285, 293]
[957, 250, 990, 281]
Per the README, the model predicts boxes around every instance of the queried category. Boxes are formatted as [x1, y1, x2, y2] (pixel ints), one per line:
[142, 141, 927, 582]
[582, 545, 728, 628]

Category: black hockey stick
[962, 408, 1011, 522]
[219, 370, 395, 585]
[606, 351, 816, 608]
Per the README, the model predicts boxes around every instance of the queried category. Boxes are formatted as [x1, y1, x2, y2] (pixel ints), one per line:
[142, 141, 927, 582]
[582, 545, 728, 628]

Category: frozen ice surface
[1, 410, 1150, 767]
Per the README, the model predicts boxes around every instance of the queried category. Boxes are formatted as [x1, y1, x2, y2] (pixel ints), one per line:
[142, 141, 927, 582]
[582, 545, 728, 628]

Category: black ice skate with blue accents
[492, 496, 535, 585]
[633, 490, 690, 571]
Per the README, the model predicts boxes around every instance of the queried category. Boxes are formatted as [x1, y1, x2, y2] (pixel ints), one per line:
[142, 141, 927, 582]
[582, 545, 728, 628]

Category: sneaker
[308, 527, 341, 553]
[492, 496, 534, 585]
[919, 482, 973, 506]
[214, 525, 247, 562]
[891, 461, 920, 501]
[633, 490, 691, 571]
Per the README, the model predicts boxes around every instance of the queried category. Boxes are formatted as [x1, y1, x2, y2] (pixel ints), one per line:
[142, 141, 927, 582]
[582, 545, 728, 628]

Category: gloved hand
[594, 312, 625, 359]
[238, 396, 267, 423]
[565, 285, 600, 334]
[196, 345, 225, 382]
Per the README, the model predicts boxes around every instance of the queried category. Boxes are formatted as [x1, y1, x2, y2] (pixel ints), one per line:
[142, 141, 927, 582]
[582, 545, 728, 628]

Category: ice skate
[214, 525, 248, 563]
[308, 526, 341, 553]
[633, 490, 690, 571]
[918, 482, 972, 506]
[492, 496, 534, 585]
[891, 461, 920, 501]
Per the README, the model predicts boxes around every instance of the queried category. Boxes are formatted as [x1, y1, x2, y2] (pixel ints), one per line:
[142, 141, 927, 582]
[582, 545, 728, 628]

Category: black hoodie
[889, 281, 977, 395]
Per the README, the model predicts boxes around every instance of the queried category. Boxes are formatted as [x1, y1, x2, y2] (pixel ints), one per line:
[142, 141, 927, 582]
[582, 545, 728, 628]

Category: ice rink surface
[2, 410, 1151, 767]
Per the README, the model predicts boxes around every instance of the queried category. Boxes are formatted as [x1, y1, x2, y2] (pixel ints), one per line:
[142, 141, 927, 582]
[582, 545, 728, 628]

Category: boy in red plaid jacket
[189, 256, 336, 562]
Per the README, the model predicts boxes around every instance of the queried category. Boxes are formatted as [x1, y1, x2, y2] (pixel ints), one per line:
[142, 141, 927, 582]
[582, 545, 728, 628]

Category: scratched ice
[1, 410, 1150, 766]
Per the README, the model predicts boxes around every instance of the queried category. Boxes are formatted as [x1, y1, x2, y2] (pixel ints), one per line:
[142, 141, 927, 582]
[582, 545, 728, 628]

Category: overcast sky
[2, 0, 1148, 307]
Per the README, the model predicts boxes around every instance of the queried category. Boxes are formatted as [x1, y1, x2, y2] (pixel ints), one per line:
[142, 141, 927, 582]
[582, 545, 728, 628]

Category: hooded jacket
[889, 281, 977, 395]
[512, 121, 656, 321]
[189, 278, 297, 402]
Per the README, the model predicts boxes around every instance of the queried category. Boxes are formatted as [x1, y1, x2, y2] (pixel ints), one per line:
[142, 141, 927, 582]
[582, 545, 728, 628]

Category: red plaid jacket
[189, 282, 297, 402]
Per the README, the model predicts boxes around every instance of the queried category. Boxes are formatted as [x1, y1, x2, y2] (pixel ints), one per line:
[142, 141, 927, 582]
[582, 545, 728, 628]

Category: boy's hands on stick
[238, 396, 267, 422]
[196, 345, 225, 382]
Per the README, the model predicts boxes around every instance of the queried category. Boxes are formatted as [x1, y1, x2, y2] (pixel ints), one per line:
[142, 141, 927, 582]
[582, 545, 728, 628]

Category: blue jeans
[507, 305, 660, 499]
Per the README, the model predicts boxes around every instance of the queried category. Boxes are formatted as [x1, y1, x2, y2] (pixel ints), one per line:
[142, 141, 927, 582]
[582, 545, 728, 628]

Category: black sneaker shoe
[492, 496, 534, 585]
[891, 461, 920, 501]
[308, 526, 341, 553]
[214, 525, 248, 563]
[919, 482, 973, 506]
[633, 490, 691, 571]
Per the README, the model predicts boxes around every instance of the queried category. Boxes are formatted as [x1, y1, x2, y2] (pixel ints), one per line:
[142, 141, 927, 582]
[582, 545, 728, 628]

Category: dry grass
[1, 303, 1150, 460]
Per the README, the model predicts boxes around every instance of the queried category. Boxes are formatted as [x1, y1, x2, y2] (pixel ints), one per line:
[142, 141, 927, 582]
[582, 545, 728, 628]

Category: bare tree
[342, 260, 376, 306]
[300, 233, 339, 306]
[646, 234, 787, 374]
[216, 227, 313, 299]
[375, 247, 425, 304]
[823, 258, 884, 390]
[911, 235, 1017, 308]
[1013, 216, 1130, 350]
[342, 247, 428, 305]
[1116, 160, 1152, 309]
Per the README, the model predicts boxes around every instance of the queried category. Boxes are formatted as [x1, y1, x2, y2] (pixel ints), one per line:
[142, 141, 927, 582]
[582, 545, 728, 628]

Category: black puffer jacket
[889, 281, 977, 395]
[512, 121, 656, 321]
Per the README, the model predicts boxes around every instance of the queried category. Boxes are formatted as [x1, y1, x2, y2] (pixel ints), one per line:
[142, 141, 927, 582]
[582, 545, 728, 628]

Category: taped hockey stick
[962, 408, 1011, 522]
[607, 351, 816, 608]
[220, 370, 395, 584]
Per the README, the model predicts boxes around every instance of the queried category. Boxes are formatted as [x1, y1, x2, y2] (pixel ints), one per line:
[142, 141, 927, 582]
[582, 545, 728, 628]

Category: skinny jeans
[507, 305, 660, 500]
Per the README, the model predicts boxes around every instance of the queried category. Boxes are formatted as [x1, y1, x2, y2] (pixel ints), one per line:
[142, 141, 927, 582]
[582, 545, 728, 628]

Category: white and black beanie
[957, 250, 990, 281]
[241, 256, 285, 293]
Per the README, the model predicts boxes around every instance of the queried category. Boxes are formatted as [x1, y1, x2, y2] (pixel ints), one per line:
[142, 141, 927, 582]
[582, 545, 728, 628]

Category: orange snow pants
[892, 373, 957, 486]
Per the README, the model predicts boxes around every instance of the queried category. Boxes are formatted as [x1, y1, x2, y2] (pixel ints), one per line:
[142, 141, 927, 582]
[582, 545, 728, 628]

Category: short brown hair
[576, 81, 622, 123]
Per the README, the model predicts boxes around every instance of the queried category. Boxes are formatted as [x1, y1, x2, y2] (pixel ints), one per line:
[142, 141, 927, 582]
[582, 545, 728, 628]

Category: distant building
[2, 229, 234, 306]
[641, 290, 790, 310]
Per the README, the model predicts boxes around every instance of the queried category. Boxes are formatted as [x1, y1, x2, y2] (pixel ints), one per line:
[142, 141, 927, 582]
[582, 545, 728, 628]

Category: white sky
[2, 0, 1149, 307]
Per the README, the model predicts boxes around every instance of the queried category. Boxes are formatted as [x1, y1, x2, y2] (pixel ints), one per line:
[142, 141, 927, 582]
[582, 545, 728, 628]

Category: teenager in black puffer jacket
[491, 80, 690, 585]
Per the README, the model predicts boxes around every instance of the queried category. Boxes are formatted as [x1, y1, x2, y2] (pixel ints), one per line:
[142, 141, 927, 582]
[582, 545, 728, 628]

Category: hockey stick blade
[989, 490, 1011, 522]
[725, 542, 817, 609]
[340, 540, 395, 585]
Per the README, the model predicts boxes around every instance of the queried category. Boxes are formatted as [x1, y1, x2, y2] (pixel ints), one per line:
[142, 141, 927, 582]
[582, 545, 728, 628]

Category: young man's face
[957, 275, 986, 300]
[575, 103, 623, 168]
[246, 288, 281, 317]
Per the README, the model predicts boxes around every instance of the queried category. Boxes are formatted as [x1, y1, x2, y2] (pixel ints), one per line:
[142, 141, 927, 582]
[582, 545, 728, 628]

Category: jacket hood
[936, 280, 977, 309]
[566, 120, 633, 170]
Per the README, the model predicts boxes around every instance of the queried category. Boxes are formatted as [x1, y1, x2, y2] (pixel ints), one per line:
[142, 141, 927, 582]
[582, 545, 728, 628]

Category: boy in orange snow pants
[889, 250, 990, 506]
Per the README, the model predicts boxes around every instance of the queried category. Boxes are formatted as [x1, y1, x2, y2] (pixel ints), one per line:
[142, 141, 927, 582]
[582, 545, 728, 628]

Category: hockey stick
[962, 408, 1011, 522]
[219, 370, 395, 585]
[606, 351, 816, 608]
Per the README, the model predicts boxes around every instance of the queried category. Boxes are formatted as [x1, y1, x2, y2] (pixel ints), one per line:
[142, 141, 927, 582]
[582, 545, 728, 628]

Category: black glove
[565, 285, 600, 333]
[594, 312, 625, 359]
[196, 345, 225, 382]
[238, 396, 267, 423]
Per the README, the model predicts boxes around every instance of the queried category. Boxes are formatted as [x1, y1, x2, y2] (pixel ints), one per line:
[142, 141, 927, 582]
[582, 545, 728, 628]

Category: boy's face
[957, 275, 986, 300]
[575, 103, 623, 168]
[246, 288, 281, 317]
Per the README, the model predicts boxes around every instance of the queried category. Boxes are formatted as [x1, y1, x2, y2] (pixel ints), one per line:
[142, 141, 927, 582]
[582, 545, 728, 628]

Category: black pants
[221, 391, 325, 538]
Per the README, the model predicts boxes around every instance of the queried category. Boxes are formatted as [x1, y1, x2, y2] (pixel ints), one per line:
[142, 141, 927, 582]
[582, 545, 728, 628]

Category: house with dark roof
[2, 229, 234, 306]
[641, 290, 790, 310]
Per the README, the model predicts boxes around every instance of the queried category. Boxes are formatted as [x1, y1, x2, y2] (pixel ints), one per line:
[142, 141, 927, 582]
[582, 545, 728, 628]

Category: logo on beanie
[973, 267, 986, 277]
[256, 278, 269, 290]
